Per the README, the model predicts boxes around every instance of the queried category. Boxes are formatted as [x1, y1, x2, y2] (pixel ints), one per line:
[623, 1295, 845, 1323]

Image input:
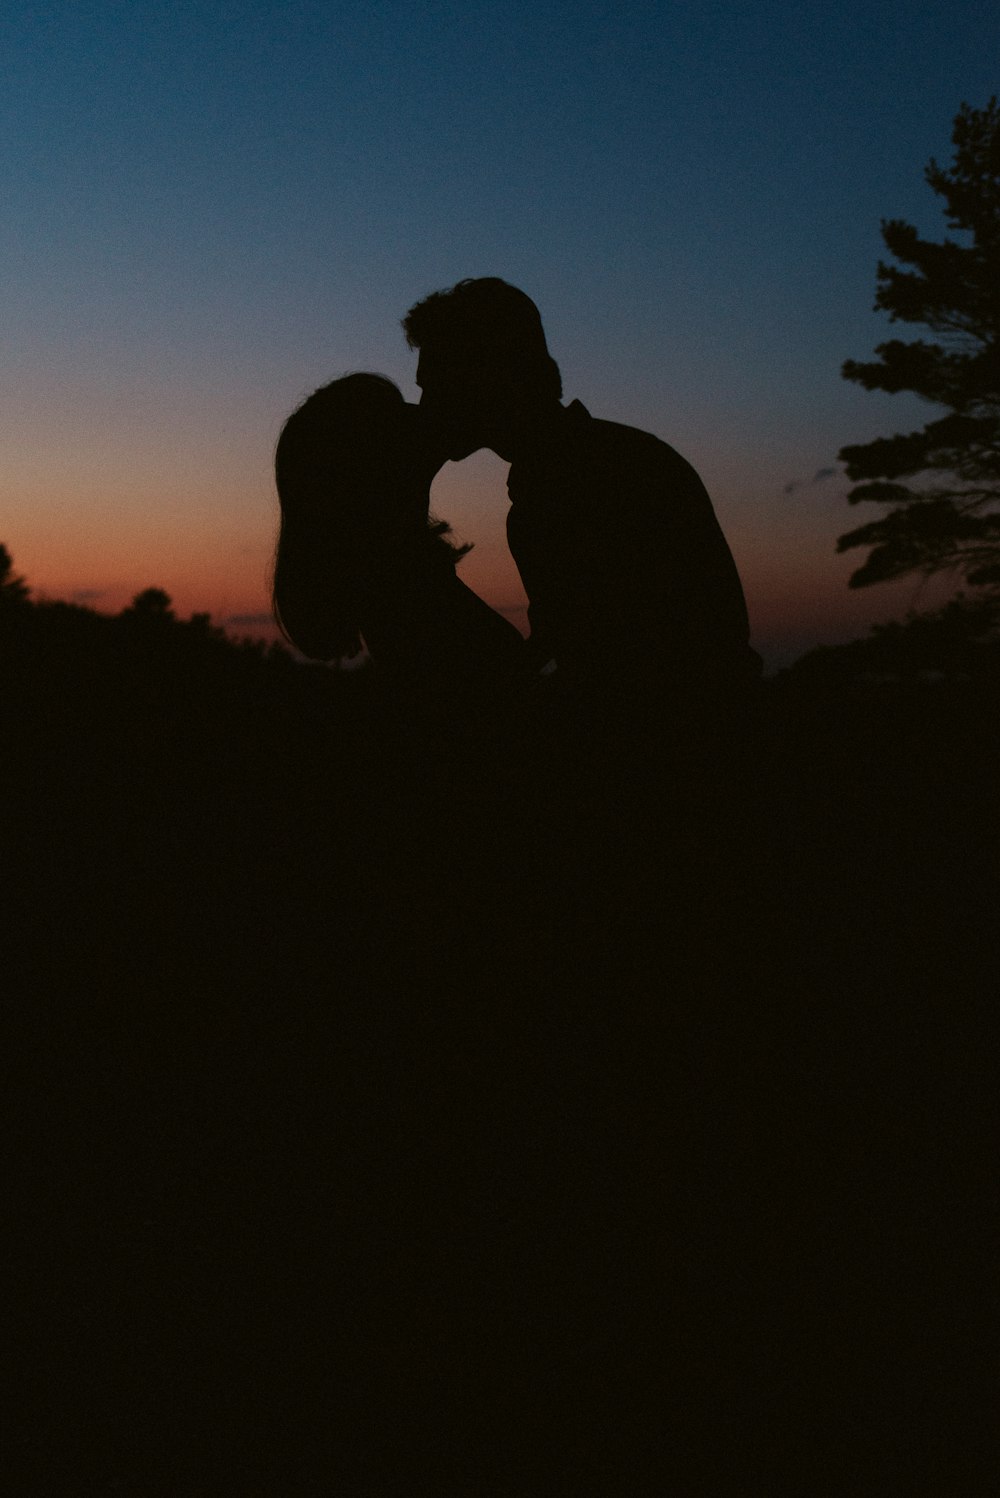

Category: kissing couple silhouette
[273, 278, 758, 723]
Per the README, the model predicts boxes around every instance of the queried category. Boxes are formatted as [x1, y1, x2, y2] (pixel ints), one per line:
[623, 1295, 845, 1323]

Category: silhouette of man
[403, 278, 761, 718]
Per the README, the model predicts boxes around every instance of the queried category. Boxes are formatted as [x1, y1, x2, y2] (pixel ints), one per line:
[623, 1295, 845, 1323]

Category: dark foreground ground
[3, 612, 996, 1494]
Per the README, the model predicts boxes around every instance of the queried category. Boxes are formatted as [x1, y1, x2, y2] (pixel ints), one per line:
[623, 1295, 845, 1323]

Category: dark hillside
[4, 586, 995, 1492]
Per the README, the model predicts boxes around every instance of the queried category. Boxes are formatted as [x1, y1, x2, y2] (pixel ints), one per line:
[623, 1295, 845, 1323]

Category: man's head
[402, 278, 562, 460]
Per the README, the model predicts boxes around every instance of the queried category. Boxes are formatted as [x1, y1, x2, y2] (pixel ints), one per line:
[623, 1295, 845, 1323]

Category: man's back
[506, 400, 760, 695]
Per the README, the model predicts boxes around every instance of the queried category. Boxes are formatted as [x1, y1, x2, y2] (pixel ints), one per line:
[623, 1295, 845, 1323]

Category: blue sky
[3, 1, 997, 665]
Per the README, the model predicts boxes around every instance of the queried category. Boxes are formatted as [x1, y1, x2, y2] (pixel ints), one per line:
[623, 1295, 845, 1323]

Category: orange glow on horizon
[5, 443, 957, 671]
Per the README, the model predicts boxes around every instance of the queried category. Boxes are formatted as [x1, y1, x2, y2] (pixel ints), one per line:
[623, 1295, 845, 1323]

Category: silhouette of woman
[272, 374, 528, 697]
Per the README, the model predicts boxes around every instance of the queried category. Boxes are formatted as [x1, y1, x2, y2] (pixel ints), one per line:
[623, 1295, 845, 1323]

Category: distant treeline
[5, 538, 1000, 691]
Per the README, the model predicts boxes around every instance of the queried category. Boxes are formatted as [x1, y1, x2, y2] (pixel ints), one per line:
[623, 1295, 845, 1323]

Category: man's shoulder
[562, 401, 706, 491]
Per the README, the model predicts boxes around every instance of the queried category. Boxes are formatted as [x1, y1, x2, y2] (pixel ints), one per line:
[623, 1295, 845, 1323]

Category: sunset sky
[4, 1, 996, 668]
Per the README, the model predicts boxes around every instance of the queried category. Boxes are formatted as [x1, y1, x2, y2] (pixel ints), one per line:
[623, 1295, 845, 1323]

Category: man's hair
[402, 278, 562, 402]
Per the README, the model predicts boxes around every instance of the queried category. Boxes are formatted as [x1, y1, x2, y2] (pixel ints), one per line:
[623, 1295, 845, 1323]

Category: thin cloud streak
[783, 466, 840, 497]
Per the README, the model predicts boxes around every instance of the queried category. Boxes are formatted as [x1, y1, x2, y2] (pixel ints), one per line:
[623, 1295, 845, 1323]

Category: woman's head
[275, 373, 410, 513]
[272, 374, 464, 661]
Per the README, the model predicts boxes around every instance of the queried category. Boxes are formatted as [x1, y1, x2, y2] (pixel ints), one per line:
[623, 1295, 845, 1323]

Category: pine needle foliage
[838, 99, 1000, 592]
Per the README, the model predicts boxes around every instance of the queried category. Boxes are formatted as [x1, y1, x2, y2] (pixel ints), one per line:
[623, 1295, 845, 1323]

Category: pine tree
[837, 99, 1000, 594]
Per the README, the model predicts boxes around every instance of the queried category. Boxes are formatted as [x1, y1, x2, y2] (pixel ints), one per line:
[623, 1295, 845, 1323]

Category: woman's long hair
[272, 374, 469, 661]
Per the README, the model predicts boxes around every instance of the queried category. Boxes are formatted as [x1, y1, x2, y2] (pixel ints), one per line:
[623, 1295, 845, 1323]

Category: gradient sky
[4, 1, 997, 668]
